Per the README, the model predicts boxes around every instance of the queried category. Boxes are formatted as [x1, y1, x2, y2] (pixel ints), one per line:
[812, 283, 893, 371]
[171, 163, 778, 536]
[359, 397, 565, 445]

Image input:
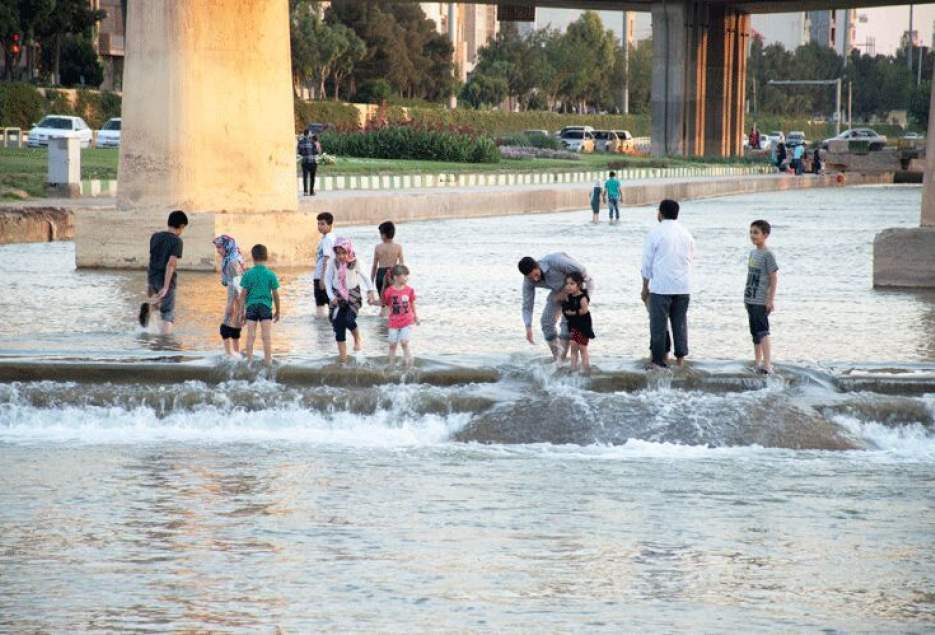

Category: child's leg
[580, 344, 590, 373]
[244, 320, 257, 362]
[760, 335, 772, 370]
[260, 320, 273, 367]
[401, 340, 412, 368]
[388, 342, 398, 363]
[231, 333, 240, 354]
[569, 341, 579, 370]
[351, 328, 363, 352]
[337, 341, 348, 361]
[753, 342, 763, 367]
[223, 334, 232, 355]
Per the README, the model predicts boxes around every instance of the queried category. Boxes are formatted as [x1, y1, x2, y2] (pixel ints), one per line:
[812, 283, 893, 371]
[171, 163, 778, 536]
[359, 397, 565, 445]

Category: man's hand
[640, 288, 649, 304]
[525, 326, 535, 345]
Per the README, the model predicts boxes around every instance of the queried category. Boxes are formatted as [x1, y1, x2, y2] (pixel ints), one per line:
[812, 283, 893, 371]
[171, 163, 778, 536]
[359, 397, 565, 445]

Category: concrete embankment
[0, 171, 895, 247]
[299, 172, 895, 226]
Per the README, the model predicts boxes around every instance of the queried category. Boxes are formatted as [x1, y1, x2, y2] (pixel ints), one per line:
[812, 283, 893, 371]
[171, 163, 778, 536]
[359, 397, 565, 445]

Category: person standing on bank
[297, 128, 321, 196]
[518, 253, 592, 361]
[641, 199, 695, 369]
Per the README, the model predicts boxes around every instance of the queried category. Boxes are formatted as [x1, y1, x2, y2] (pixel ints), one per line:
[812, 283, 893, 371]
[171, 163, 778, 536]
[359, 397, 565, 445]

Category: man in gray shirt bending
[518, 253, 592, 360]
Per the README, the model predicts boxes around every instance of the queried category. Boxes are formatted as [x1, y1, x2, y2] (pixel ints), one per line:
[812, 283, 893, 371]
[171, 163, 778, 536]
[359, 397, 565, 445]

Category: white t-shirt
[640, 220, 695, 295]
[314, 233, 335, 280]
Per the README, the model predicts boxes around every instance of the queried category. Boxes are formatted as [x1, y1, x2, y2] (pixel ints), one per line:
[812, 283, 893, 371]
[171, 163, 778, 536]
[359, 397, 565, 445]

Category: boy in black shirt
[140, 210, 188, 334]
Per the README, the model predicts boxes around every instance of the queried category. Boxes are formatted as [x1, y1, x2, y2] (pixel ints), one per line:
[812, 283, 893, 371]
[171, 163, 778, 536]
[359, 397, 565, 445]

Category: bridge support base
[75, 0, 305, 269]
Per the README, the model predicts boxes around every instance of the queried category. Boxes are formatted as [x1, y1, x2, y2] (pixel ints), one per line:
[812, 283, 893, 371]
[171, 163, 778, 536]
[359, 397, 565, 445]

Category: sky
[536, 5, 935, 55]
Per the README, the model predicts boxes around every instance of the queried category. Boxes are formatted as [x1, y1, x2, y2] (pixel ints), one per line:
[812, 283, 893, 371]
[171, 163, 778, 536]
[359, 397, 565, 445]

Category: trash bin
[48, 135, 81, 197]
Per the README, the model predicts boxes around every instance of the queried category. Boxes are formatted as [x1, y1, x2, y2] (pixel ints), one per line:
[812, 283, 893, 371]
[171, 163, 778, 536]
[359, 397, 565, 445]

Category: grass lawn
[0, 146, 765, 198]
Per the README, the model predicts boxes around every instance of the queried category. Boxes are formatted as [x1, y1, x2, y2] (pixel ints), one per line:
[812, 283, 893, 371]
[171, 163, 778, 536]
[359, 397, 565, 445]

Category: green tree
[460, 73, 508, 108]
[35, 0, 105, 84]
[58, 34, 101, 86]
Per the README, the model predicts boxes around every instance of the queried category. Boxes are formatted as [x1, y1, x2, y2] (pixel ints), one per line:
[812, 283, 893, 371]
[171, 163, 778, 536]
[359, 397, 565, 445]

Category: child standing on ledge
[239, 244, 281, 367]
[371, 221, 404, 317]
[562, 271, 595, 373]
[212, 234, 245, 357]
[327, 237, 377, 362]
[744, 220, 779, 374]
[383, 265, 419, 368]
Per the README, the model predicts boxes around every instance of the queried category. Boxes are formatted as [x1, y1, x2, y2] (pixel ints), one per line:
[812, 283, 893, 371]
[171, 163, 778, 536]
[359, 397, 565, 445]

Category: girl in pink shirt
[382, 265, 419, 367]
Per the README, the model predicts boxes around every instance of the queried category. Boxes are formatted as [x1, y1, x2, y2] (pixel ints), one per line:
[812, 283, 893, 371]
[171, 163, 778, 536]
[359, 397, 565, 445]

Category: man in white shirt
[640, 199, 695, 368]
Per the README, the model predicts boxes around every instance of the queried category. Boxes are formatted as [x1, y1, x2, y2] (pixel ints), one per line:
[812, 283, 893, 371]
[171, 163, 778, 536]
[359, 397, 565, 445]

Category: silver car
[822, 128, 888, 151]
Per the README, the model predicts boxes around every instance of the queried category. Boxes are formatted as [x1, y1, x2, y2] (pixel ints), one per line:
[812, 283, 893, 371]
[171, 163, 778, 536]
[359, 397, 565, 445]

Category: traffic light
[10, 34, 20, 56]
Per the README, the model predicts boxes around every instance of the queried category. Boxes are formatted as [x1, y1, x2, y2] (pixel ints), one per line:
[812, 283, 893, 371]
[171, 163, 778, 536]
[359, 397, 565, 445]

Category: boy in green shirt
[238, 244, 281, 367]
[603, 171, 621, 224]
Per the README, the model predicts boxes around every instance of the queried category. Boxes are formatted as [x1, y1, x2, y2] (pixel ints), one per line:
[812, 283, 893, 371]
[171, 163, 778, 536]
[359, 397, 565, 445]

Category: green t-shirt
[604, 177, 621, 199]
[240, 264, 280, 309]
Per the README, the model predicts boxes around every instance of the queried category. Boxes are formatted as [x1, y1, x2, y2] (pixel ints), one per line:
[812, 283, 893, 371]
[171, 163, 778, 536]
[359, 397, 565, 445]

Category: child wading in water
[213, 235, 245, 356]
[590, 178, 602, 223]
[371, 221, 404, 317]
[239, 244, 280, 367]
[562, 271, 595, 373]
[744, 220, 779, 374]
[383, 264, 419, 367]
[326, 237, 377, 361]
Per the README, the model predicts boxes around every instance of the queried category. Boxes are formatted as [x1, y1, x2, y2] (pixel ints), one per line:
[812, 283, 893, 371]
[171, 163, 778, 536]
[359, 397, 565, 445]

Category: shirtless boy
[371, 221, 405, 317]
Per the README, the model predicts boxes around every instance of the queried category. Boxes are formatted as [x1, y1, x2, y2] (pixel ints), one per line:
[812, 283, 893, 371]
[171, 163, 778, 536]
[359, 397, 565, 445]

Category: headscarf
[593, 178, 603, 189]
[212, 234, 243, 286]
[333, 237, 357, 301]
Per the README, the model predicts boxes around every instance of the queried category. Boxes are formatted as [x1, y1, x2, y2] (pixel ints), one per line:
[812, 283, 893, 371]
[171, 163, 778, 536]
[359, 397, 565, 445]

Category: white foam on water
[0, 403, 469, 447]
[832, 413, 935, 462]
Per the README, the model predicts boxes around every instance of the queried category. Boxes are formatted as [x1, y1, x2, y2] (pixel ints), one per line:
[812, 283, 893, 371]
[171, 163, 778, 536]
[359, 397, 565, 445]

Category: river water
[1, 185, 934, 632]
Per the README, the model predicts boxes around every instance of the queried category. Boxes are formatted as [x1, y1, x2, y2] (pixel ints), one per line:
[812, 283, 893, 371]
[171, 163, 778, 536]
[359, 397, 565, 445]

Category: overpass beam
[75, 0, 315, 270]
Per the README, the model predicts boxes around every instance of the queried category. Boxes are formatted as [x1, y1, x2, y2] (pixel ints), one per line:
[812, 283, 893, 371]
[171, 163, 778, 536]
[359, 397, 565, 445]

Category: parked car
[524, 129, 549, 138]
[902, 132, 924, 140]
[822, 128, 887, 151]
[557, 125, 594, 138]
[96, 117, 121, 148]
[27, 115, 93, 148]
[786, 131, 808, 147]
[560, 129, 595, 153]
[304, 122, 334, 135]
[766, 130, 785, 146]
[613, 129, 634, 153]
[592, 130, 620, 153]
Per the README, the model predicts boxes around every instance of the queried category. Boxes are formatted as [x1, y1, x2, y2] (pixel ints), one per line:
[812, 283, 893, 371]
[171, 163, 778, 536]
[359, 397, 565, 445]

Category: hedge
[321, 125, 500, 163]
[0, 83, 44, 129]
[294, 98, 360, 132]
[0, 83, 122, 130]
[406, 108, 652, 137]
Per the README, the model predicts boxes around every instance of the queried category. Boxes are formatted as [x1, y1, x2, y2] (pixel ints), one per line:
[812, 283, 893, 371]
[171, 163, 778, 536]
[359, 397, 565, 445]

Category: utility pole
[448, 3, 458, 109]
[622, 11, 630, 114]
[908, 4, 914, 70]
[848, 81, 852, 129]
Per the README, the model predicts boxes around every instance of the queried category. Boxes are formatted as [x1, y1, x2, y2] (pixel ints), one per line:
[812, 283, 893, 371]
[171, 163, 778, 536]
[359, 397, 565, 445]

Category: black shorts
[245, 303, 273, 322]
[375, 267, 392, 298]
[745, 303, 770, 344]
[313, 281, 329, 307]
[219, 323, 241, 340]
[331, 305, 358, 342]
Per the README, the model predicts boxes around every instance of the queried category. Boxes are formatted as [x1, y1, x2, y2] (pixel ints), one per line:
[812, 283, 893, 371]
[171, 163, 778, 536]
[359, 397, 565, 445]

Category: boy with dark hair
[745, 219, 779, 374]
[239, 244, 281, 367]
[603, 170, 622, 224]
[371, 220, 404, 317]
[140, 210, 188, 335]
[313, 212, 335, 317]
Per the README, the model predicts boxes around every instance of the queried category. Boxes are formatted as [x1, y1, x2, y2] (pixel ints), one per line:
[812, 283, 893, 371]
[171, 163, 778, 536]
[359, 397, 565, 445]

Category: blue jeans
[608, 197, 620, 220]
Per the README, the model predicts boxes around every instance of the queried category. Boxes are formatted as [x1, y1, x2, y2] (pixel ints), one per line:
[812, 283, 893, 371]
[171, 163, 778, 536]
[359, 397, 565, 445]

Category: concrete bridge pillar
[873, 64, 935, 287]
[651, 2, 748, 158]
[75, 0, 316, 270]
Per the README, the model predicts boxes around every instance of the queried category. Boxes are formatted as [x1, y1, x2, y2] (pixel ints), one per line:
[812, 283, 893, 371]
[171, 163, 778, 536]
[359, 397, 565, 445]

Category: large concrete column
[650, 2, 707, 156]
[704, 8, 748, 157]
[872, 63, 935, 287]
[75, 0, 316, 270]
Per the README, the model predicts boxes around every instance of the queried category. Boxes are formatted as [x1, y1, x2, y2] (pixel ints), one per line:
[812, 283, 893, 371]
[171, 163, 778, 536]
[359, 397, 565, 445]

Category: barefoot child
[744, 220, 779, 374]
[239, 244, 281, 367]
[383, 265, 419, 367]
[562, 272, 595, 373]
[140, 210, 188, 334]
[371, 221, 404, 317]
[326, 238, 377, 362]
[313, 212, 335, 318]
[213, 234, 245, 356]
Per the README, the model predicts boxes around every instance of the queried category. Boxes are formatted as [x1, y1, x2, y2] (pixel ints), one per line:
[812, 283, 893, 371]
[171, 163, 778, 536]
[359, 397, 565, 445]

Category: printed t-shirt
[383, 285, 416, 329]
[744, 248, 778, 305]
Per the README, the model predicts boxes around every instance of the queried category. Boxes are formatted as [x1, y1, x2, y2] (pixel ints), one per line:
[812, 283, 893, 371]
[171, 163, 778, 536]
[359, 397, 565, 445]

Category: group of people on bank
[140, 194, 779, 375]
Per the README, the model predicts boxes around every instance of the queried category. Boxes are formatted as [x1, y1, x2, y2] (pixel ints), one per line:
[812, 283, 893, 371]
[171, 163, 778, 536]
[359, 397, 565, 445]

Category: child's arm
[767, 271, 778, 313]
[411, 298, 419, 325]
[371, 247, 378, 282]
[272, 289, 281, 322]
[238, 287, 248, 318]
[158, 255, 178, 298]
[397, 245, 405, 266]
[578, 296, 590, 315]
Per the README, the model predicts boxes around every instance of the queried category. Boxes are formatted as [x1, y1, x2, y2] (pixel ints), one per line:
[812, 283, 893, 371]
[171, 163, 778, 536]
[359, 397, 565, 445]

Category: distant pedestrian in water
[641, 199, 695, 369]
[589, 178, 602, 223]
[326, 238, 377, 362]
[297, 128, 320, 196]
[812, 147, 822, 174]
[371, 221, 404, 318]
[561, 271, 594, 374]
[518, 253, 593, 361]
[383, 264, 419, 368]
[212, 234, 245, 356]
[140, 210, 188, 335]
[604, 171, 621, 224]
[792, 142, 805, 175]
[744, 220, 779, 374]
[239, 244, 281, 368]
[776, 141, 787, 172]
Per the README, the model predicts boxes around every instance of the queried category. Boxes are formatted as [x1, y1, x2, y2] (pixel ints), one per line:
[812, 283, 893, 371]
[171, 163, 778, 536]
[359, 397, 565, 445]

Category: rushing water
[1, 185, 935, 632]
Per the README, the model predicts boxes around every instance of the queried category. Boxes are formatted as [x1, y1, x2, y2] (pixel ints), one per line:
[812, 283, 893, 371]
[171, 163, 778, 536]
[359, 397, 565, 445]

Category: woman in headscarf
[589, 178, 602, 224]
[324, 237, 378, 361]
[212, 234, 245, 356]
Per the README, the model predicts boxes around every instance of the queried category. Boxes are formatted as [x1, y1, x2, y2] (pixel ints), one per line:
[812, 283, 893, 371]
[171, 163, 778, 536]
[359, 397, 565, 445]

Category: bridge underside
[474, 0, 917, 12]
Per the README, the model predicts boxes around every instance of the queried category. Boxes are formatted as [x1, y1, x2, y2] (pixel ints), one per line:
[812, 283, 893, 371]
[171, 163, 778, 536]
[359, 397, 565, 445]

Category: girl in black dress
[561, 272, 595, 373]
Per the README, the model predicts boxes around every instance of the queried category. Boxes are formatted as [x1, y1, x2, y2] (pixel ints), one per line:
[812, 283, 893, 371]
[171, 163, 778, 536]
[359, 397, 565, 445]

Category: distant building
[91, 0, 125, 91]
[752, 10, 856, 56]
[751, 13, 810, 51]
[421, 3, 498, 81]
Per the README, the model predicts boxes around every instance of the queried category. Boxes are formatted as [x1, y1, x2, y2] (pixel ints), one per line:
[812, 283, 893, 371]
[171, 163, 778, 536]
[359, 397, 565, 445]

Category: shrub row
[321, 125, 500, 163]
[496, 132, 562, 150]
[294, 98, 361, 132]
[406, 108, 652, 137]
[0, 82, 121, 129]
